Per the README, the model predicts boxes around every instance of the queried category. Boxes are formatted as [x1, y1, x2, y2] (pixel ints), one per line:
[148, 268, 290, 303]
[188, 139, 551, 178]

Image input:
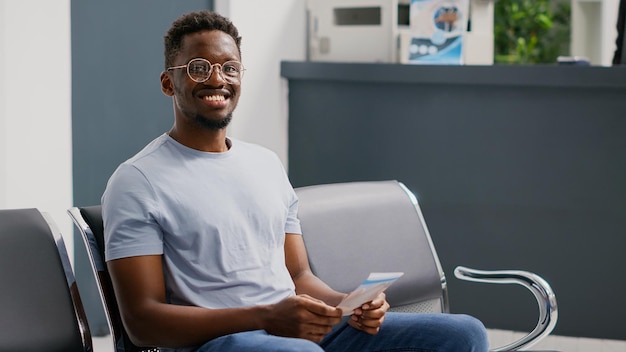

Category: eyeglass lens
[187, 59, 243, 83]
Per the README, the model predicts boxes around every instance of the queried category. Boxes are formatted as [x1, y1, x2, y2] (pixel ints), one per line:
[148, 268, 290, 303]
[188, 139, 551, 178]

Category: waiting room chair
[0, 208, 92, 352]
[294, 180, 557, 351]
[68, 206, 159, 352]
[70, 180, 557, 352]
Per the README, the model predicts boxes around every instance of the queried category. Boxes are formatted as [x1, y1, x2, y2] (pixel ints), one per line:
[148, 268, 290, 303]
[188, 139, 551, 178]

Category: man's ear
[160, 71, 175, 96]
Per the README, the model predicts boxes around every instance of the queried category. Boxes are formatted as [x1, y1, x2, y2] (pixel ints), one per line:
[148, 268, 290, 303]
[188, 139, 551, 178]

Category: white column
[0, 0, 74, 258]
[571, 0, 620, 66]
[0, 1, 6, 207]
[465, 0, 495, 65]
[214, 0, 307, 168]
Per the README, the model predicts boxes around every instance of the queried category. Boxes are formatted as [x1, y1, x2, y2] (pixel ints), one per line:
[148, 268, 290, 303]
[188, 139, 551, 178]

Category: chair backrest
[295, 180, 448, 313]
[0, 208, 92, 352]
[68, 206, 159, 352]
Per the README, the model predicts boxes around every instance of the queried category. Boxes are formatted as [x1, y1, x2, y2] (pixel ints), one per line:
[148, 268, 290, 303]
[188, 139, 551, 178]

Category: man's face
[163, 30, 242, 130]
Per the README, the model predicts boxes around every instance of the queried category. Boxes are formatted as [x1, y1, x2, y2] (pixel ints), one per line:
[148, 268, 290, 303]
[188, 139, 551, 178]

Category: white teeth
[203, 95, 225, 102]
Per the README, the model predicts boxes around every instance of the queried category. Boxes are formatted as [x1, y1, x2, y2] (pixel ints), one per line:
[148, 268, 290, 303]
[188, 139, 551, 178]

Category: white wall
[214, 0, 307, 167]
[0, 2, 6, 207]
[0, 0, 74, 257]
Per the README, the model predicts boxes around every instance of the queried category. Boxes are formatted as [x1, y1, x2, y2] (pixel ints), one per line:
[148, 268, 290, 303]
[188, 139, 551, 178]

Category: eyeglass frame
[166, 57, 245, 84]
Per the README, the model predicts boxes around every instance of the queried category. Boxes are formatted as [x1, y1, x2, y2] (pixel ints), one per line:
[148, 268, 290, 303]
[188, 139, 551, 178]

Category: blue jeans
[193, 313, 489, 352]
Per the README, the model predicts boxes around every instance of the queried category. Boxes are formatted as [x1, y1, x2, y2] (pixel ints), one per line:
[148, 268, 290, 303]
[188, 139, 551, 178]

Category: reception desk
[281, 61, 626, 340]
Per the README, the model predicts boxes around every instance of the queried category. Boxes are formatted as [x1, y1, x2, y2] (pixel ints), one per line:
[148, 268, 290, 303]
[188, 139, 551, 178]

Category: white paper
[336, 272, 404, 316]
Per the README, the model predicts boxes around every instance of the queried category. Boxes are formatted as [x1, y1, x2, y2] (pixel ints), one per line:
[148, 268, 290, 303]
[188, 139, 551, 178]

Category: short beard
[194, 112, 232, 131]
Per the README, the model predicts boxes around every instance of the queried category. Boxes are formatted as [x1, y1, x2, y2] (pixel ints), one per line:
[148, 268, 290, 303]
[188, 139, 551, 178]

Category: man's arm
[108, 253, 342, 348]
[284, 233, 346, 306]
[108, 255, 263, 347]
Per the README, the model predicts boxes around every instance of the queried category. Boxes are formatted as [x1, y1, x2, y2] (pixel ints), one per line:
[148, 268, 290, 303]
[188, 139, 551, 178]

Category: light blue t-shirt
[102, 133, 301, 311]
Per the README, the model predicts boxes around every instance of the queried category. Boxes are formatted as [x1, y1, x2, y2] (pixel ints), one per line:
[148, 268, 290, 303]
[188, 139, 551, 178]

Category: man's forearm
[123, 301, 268, 348]
[292, 271, 347, 307]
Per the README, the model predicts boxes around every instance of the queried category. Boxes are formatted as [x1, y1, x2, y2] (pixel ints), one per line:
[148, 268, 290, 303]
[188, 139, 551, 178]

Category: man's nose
[207, 64, 227, 85]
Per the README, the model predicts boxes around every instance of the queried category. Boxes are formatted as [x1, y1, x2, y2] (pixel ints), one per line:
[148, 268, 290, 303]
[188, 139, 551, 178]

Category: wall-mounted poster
[405, 0, 470, 65]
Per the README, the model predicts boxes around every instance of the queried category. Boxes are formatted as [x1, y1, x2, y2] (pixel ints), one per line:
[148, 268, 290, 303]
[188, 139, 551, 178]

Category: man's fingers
[298, 294, 325, 304]
[297, 295, 342, 318]
[362, 292, 387, 310]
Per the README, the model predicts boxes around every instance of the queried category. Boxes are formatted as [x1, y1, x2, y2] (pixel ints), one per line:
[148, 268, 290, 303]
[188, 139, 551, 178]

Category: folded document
[336, 272, 404, 316]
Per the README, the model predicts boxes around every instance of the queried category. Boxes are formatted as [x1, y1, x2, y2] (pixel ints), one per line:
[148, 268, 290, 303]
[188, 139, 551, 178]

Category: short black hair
[164, 10, 242, 69]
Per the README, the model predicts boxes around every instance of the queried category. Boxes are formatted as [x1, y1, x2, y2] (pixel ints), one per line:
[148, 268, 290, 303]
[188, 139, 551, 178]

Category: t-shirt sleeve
[285, 188, 302, 235]
[273, 151, 302, 235]
[101, 163, 164, 261]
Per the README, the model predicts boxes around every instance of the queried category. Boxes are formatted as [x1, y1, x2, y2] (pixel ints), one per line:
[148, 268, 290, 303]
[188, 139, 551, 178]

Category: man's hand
[263, 294, 343, 342]
[347, 292, 389, 335]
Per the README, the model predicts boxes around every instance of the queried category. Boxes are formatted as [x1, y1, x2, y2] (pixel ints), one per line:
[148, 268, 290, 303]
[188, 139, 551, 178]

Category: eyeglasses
[166, 58, 245, 84]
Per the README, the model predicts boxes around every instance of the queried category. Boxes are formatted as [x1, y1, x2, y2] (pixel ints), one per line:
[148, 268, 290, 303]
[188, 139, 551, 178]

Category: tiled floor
[92, 329, 626, 352]
[487, 329, 626, 352]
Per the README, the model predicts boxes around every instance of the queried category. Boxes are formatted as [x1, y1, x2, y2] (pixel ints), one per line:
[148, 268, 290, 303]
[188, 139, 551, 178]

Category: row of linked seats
[0, 180, 558, 352]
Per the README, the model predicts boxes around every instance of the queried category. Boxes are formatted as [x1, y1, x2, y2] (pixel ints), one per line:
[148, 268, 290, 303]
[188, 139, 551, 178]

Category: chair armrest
[454, 266, 558, 351]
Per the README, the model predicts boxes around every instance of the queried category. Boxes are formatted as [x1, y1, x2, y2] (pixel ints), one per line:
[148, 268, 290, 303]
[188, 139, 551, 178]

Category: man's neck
[168, 128, 230, 152]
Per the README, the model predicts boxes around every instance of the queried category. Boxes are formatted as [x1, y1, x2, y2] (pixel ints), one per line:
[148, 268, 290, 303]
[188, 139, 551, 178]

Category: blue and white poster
[407, 0, 469, 65]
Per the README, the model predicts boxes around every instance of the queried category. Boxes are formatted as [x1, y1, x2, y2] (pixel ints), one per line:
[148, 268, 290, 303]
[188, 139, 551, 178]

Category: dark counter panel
[282, 61, 626, 340]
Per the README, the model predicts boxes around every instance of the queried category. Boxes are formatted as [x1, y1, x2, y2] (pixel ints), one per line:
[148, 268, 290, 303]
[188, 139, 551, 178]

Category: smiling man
[101, 10, 489, 352]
